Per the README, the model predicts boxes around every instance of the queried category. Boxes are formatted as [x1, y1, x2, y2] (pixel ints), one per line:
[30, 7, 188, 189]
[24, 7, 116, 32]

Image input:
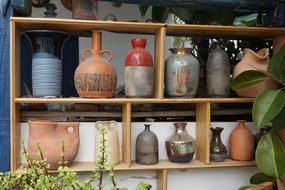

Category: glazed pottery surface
[229, 120, 254, 161]
[210, 127, 228, 162]
[95, 121, 119, 166]
[72, 0, 98, 20]
[165, 122, 195, 163]
[27, 120, 79, 170]
[165, 48, 200, 98]
[74, 31, 117, 98]
[207, 45, 230, 98]
[125, 38, 154, 97]
[136, 124, 158, 165]
[24, 30, 69, 97]
[232, 48, 278, 97]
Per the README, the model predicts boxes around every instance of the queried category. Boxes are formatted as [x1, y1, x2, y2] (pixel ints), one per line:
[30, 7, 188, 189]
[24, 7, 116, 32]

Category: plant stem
[37, 142, 48, 175]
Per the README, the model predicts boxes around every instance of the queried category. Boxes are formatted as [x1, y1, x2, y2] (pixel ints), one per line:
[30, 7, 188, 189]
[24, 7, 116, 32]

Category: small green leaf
[272, 105, 285, 131]
[231, 70, 268, 91]
[256, 132, 285, 177]
[250, 172, 275, 184]
[152, 7, 170, 23]
[253, 89, 285, 128]
[268, 43, 285, 85]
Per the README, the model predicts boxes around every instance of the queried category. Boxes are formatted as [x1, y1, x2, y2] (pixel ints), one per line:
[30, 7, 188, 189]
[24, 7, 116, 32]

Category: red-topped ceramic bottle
[125, 38, 154, 97]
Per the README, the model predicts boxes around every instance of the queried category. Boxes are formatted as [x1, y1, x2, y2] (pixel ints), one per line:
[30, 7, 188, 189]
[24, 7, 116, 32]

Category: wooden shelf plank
[19, 159, 256, 172]
[15, 97, 254, 104]
[10, 17, 164, 35]
[166, 23, 285, 38]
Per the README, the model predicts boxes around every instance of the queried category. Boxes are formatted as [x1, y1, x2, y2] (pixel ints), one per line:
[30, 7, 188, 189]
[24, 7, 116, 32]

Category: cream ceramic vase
[232, 48, 278, 97]
[95, 121, 119, 166]
[27, 120, 80, 170]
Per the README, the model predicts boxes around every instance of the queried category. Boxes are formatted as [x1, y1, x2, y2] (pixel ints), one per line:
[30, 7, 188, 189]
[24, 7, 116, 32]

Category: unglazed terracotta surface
[229, 120, 254, 161]
[232, 48, 278, 97]
[74, 31, 117, 98]
[27, 120, 79, 170]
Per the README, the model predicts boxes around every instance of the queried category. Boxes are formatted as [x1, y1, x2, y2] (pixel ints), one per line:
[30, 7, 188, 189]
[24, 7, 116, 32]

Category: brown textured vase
[232, 48, 278, 97]
[74, 31, 117, 98]
[229, 120, 254, 161]
[27, 120, 80, 170]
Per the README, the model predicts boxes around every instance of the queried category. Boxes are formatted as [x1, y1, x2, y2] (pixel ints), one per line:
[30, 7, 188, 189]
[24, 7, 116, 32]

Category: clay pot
[125, 38, 154, 97]
[27, 120, 80, 170]
[232, 48, 278, 97]
[74, 31, 117, 98]
[229, 120, 254, 161]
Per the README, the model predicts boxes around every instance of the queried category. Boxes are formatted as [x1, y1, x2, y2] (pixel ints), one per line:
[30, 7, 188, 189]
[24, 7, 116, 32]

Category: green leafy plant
[0, 128, 152, 190]
[231, 44, 285, 190]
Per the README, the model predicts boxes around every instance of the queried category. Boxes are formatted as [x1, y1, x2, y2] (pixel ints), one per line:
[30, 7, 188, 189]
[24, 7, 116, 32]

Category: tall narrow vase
[95, 121, 119, 166]
[125, 38, 154, 97]
[24, 30, 69, 97]
[210, 127, 227, 162]
[74, 31, 117, 98]
[165, 48, 200, 98]
[136, 124, 158, 165]
[165, 122, 195, 163]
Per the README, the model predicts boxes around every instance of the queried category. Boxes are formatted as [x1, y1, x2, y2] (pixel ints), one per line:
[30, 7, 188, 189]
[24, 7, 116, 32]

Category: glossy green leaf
[253, 90, 285, 129]
[231, 70, 268, 91]
[151, 7, 170, 23]
[256, 132, 285, 177]
[250, 172, 275, 184]
[272, 105, 285, 131]
[268, 43, 285, 86]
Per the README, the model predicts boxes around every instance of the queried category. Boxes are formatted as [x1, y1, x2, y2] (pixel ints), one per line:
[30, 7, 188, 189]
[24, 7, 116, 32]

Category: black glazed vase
[165, 122, 195, 163]
[210, 127, 227, 162]
[135, 124, 158, 165]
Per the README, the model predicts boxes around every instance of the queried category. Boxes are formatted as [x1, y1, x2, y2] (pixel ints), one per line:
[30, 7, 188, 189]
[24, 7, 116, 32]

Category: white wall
[28, 1, 258, 189]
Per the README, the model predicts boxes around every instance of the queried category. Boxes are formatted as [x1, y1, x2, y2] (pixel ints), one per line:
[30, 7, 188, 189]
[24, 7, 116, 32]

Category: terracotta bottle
[232, 48, 278, 97]
[125, 38, 154, 97]
[229, 120, 254, 161]
[74, 31, 117, 98]
[95, 121, 119, 166]
[27, 120, 80, 170]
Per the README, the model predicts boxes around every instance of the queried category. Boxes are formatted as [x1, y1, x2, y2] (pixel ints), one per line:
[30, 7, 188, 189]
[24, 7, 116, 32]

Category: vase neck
[174, 122, 187, 133]
[169, 48, 192, 55]
[242, 48, 269, 69]
[237, 120, 246, 128]
[144, 124, 151, 131]
[132, 38, 146, 49]
[92, 31, 102, 56]
[211, 127, 223, 142]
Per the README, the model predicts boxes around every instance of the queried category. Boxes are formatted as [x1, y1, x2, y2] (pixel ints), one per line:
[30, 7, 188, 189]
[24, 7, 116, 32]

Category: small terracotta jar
[74, 31, 117, 98]
[229, 120, 254, 161]
[27, 120, 80, 170]
[125, 38, 154, 97]
[232, 48, 278, 97]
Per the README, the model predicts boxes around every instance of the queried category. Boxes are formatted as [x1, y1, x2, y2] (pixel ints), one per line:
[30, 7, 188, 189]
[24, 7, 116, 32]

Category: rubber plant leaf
[231, 70, 268, 91]
[256, 132, 285, 177]
[253, 89, 285, 129]
[272, 105, 285, 131]
[250, 172, 275, 184]
[152, 7, 170, 23]
[239, 185, 272, 190]
[268, 43, 285, 86]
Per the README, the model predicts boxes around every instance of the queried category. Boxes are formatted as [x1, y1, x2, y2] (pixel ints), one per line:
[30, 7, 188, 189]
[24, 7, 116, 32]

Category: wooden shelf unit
[10, 17, 285, 190]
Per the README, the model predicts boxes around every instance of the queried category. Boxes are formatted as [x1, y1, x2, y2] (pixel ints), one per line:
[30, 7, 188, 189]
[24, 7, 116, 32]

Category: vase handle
[81, 49, 92, 61]
[101, 50, 113, 62]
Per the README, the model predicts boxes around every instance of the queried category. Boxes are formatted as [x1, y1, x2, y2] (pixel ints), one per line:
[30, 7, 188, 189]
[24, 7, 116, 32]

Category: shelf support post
[122, 102, 131, 167]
